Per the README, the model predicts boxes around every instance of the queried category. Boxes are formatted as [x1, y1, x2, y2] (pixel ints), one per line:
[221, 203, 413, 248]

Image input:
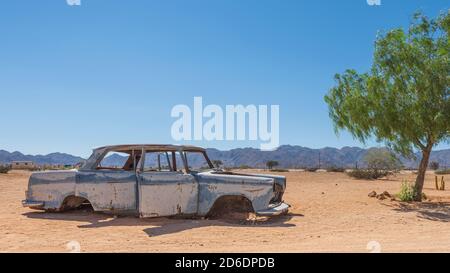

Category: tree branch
[414, 137, 426, 150]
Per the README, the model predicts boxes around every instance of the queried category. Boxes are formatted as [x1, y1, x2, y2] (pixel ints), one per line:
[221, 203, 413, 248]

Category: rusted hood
[208, 170, 286, 190]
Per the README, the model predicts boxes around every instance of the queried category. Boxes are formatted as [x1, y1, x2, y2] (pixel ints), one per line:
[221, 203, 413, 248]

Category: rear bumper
[256, 202, 290, 216]
[22, 200, 44, 208]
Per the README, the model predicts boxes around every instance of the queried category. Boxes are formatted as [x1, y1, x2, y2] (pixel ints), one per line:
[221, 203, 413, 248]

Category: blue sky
[0, 0, 448, 157]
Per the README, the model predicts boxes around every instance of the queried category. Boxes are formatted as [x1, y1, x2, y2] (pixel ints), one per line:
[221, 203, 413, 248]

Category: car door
[137, 151, 198, 217]
[76, 150, 139, 212]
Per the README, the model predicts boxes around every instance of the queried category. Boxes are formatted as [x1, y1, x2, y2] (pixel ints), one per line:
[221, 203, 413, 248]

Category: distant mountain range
[0, 150, 84, 166]
[1, 146, 449, 169]
[205, 146, 450, 169]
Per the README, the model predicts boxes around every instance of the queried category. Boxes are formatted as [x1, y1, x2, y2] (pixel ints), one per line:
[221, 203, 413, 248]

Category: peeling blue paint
[22, 144, 289, 217]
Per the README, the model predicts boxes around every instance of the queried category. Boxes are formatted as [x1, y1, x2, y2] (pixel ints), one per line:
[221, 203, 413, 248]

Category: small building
[11, 161, 35, 170]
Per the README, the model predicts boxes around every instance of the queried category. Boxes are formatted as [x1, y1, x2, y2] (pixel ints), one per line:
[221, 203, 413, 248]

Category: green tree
[429, 161, 440, 170]
[212, 160, 223, 168]
[266, 160, 279, 170]
[364, 149, 402, 171]
[324, 11, 449, 201]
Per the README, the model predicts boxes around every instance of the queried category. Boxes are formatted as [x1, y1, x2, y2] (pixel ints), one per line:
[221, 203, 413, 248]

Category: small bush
[347, 169, 389, 180]
[305, 168, 318, 172]
[398, 180, 417, 202]
[326, 166, 345, 172]
[435, 169, 450, 175]
[0, 165, 11, 174]
[271, 169, 289, 172]
[238, 165, 252, 169]
[429, 161, 439, 170]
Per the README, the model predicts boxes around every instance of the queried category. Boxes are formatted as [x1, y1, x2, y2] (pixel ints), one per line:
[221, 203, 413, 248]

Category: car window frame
[183, 151, 214, 173]
[95, 149, 141, 172]
[139, 149, 186, 174]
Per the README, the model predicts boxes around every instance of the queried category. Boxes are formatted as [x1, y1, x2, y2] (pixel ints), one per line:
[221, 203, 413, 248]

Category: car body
[22, 144, 289, 217]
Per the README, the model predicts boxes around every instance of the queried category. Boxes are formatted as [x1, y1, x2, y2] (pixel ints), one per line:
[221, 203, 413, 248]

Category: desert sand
[0, 170, 449, 253]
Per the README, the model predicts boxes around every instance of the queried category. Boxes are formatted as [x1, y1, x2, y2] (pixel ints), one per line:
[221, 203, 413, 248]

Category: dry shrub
[347, 169, 390, 180]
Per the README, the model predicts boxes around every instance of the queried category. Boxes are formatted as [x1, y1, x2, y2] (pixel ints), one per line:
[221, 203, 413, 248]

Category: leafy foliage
[429, 161, 440, 170]
[324, 11, 450, 200]
[435, 168, 450, 175]
[0, 165, 11, 174]
[326, 166, 345, 172]
[364, 149, 402, 171]
[266, 160, 279, 170]
[398, 180, 417, 202]
[212, 160, 223, 168]
[271, 169, 289, 172]
[347, 169, 390, 180]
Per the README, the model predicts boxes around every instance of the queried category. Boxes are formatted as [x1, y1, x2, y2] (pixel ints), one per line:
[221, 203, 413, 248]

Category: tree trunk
[414, 145, 432, 201]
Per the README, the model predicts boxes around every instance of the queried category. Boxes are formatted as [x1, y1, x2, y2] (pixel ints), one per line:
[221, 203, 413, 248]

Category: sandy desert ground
[0, 169, 449, 253]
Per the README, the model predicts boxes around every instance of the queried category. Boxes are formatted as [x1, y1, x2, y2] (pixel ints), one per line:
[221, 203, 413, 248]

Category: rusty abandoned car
[22, 144, 289, 218]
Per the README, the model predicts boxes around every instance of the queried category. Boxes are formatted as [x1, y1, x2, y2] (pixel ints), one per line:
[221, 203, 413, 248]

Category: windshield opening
[184, 151, 214, 172]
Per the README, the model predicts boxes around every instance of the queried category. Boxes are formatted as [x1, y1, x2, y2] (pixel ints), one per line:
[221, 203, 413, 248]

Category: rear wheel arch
[58, 195, 93, 211]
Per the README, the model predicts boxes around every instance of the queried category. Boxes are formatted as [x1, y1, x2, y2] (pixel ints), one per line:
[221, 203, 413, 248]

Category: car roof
[93, 144, 206, 152]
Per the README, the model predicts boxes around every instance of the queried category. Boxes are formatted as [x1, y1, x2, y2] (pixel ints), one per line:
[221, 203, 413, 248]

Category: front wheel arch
[206, 195, 254, 218]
